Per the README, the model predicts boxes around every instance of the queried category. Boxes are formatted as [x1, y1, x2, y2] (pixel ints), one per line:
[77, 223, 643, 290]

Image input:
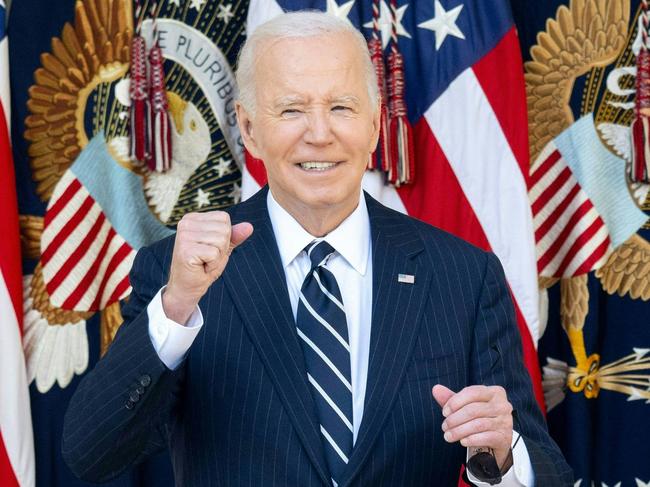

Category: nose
[303, 109, 335, 146]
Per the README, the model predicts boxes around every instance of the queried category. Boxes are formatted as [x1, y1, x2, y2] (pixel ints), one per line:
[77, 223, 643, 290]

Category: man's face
[237, 33, 380, 221]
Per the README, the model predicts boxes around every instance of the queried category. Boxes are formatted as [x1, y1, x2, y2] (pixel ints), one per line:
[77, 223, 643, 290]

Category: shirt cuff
[465, 431, 534, 486]
[147, 286, 204, 370]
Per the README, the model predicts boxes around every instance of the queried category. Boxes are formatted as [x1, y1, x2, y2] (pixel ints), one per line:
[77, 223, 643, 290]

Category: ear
[369, 96, 381, 153]
[235, 101, 262, 159]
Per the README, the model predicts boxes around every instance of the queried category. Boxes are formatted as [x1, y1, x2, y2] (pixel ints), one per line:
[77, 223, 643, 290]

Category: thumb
[432, 384, 455, 410]
[230, 222, 254, 248]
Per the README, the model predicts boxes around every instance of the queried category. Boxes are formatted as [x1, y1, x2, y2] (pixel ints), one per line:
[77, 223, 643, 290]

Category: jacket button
[136, 386, 145, 395]
[129, 391, 140, 403]
[125, 400, 134, 410]
[139, 374, 151, 387]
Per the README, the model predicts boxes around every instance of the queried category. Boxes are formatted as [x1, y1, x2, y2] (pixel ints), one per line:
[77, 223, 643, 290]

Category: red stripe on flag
[534, 183, 581, 242]
[537, 199, 593, 272]
[472, 27, 531, 187]
[0, 431, 18, 487]
[529, 149, 561, 188]
[555, 217, 605, 276]
[61, 226, 116, 310]
[41, 195, 94, 266]
[45, 212, 106, 297]
[43, 178, 82, 229]
[531, 166, 572, 215]
[90, 241, 132, 310]
[572, 234, 611, 276]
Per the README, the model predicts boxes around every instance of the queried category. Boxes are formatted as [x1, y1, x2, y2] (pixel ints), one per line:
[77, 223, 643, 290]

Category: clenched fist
[162, 211, 253, 324]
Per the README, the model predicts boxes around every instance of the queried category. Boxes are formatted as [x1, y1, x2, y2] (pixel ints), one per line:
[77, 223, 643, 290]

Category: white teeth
[299, 161, 337, 171]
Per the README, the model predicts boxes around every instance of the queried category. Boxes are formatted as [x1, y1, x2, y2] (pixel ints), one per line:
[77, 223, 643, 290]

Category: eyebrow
[330, 95, 360, 105]
[273, 94, 361, 108]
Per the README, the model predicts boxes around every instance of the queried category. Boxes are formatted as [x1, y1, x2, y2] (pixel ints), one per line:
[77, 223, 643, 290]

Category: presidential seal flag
[9, 0, 247, 484]
[512, 0, 650, 484]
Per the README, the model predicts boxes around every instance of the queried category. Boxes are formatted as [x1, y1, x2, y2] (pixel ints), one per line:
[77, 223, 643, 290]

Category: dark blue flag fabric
[8, 0, 246, 484]
[511, 1, 650, 485]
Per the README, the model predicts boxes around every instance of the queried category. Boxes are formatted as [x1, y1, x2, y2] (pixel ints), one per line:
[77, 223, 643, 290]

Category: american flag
[0, 0, 35, 485]
[41, 170, 136, 312]
[241, 0, 544, 405]
[530, 139, 612, 278]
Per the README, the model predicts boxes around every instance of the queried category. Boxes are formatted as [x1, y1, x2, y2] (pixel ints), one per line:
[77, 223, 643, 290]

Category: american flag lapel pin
[398, 273, 415, 284]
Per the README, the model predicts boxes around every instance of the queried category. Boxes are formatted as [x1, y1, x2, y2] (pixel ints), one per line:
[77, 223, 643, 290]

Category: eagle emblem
[525, 0, 650, 408]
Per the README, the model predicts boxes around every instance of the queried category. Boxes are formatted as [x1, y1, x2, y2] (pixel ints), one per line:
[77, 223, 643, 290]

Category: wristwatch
[466, 447, 513, 485]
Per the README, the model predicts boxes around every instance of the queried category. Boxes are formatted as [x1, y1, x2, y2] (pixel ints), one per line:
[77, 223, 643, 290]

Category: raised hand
[162, 211, 253, 324]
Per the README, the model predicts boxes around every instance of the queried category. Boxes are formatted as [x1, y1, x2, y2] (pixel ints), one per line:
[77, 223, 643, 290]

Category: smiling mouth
[297, 161, 341, 171]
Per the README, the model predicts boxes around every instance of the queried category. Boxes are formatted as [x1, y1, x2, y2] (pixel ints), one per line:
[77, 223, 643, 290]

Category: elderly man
[62, 11, 571, 487]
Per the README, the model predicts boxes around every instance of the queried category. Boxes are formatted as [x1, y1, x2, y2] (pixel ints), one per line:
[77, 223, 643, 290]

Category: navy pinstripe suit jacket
[62, 187, 572, 486]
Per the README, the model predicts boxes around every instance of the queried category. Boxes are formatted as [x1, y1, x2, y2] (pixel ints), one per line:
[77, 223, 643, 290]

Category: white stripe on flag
[424, 68, 539, 342]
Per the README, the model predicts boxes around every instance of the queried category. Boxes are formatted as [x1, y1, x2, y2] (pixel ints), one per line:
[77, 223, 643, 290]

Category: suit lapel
[339, 194, 431, 487]
[222, 187, 330, 486]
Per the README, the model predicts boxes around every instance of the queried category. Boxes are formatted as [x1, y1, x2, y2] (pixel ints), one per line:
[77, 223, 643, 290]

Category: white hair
[235, 11, 379, 115]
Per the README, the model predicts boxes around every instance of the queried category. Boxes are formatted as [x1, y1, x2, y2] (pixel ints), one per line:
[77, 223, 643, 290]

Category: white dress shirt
[146, 189, 534, 485]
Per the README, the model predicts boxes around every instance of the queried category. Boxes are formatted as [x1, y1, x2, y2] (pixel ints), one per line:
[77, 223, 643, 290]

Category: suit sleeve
[467, 252, 573, 487]
[62, 243, 185, 483]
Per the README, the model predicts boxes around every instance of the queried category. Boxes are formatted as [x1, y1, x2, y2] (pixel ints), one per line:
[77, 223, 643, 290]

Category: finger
[456, 430, 511, 450]
[181, 211, 231, 223]
[442, 401, 495, 431]
[184, 242, 223, 267]
[231, 222, 254, 248]
[432, 384, 455, 410]
[444, 385, 500, 416]
[178, 220, 232, 234]
[179, 230, 231, 251]
[443, 416, 501, 444]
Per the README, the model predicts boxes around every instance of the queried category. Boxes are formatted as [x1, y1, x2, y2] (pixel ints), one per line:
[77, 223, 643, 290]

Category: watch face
[467, 450, 502, 485]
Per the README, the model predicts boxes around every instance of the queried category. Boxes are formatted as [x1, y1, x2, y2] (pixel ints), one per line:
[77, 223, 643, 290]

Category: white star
[635, 479, 650, 487]
[215, 157, 232, 179]
[195, 188, 211, 209]
[229, 182, 241, 202]
[418, 1, 465, 50]
[189, 0, 205, 12]
[326, 0, 355, 22]
[217, 3, 235, 24]
[363, 1, 411, 49]
[169, 0, 180, 7]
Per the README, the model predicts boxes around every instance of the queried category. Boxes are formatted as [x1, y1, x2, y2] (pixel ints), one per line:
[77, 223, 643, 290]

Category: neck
[272, 192, 360, 237]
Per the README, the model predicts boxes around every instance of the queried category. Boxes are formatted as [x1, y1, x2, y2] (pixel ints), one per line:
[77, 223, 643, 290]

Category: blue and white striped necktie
[296, 240, 353, 486]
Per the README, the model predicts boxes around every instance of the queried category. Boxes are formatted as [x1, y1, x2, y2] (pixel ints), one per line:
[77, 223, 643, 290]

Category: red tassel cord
[148, 45, 172, 172]
[129, 34, 150, 163]
[632, 0, 650, 183]
[386, 0, 414, 186]
[368, 0, 391, 173]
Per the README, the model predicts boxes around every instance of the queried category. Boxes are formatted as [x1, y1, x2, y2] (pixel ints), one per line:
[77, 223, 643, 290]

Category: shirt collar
[266, 189, 370, 276]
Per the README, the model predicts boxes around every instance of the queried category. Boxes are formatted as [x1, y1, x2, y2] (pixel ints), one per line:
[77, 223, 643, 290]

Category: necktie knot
[305, 240, 336, 270]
